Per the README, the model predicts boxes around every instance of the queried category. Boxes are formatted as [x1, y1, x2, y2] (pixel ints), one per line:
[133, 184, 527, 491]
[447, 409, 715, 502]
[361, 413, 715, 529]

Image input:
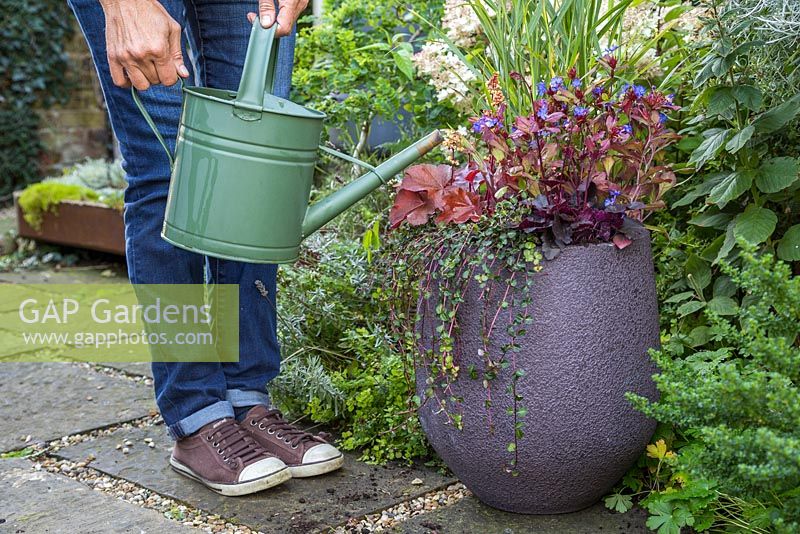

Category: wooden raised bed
[14, 191, 125, 256]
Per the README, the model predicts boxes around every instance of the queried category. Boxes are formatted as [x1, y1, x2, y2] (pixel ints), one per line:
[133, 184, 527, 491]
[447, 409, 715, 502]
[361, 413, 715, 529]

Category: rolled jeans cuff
[167, 400, 234, 440]
[226, 388, 271, 408]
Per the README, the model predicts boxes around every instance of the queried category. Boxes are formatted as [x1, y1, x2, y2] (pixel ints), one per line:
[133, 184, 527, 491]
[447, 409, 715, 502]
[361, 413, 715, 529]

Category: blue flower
[549, 76, 565, 91]
[571, 78, 582, 88]
[621, 124, 633, 135]
[536, 80, 547, 96]
[472, 116, 500, 132]
[603, 45, 619, 54]
[619, 83, 631, 95]
[592, 86, 603, 97]
[573, 106, 589, 118]
[604, 190, 621, 207]
[659, 112, 668, 124]
[633, 85, 647, 99]
[666, 93, 675, 103]
[536, 100, 549, 120]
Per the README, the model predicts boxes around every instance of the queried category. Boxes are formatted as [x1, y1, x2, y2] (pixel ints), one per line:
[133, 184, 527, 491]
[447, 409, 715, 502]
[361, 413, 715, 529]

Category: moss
[18, 182, 100, 230]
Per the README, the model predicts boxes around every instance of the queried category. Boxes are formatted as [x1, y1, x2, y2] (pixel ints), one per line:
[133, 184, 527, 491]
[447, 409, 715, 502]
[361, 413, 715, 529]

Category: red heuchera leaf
[389, 189, 437, 228]
[398, 164, 452, 194]
[612, 233, 633, 249]
[435, 188, 482, 224]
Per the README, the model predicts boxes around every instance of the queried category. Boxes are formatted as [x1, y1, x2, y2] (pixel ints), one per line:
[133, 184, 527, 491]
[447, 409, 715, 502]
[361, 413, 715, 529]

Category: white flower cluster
[413, 42, 476, 109]
[412, 0, 483, 109]
[442, 0, 483, 48]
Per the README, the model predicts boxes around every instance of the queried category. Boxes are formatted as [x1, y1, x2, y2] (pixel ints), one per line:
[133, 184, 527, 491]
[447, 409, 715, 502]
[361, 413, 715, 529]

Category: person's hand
[247, 0, 308, 37]
[100, 0, 189, 90]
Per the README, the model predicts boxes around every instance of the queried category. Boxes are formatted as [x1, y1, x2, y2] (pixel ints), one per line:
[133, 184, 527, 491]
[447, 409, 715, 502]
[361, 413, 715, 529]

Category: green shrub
[631, 245, 800, 533]
[0, 112, 44, 197]
[18, 182, 100, 230]
[674, 0, 800, 269]
[292, 0, 461, 162]
[0, 0, 73, 195]
[271, 233, 428, 463]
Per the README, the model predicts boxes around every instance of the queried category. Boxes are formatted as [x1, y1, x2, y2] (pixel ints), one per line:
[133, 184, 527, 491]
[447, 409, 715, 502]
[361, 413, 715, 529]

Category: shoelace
[251, 409, 329, 448]
[206, 419, 267, 467]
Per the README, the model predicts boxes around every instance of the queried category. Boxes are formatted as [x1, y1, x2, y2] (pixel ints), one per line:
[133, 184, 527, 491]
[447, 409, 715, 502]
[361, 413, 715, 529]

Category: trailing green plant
[0, 0, 74, 195]
[292, 0, 461, 165]
[270, 232, 428, 463]
[381, 211, 540, 472]
[625, 245, 800, 533]
[17, 182, 100, 230]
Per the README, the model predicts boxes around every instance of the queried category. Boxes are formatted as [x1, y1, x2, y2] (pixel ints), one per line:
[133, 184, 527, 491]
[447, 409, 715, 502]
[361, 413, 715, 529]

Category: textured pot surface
[416, 231, 659, 514]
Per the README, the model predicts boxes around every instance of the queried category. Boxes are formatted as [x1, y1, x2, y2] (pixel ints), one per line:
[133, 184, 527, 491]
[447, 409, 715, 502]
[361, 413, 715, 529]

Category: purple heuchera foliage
[391, 60, 681, 258]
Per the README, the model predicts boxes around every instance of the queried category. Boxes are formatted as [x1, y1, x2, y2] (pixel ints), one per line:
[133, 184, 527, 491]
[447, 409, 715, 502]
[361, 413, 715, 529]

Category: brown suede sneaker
[242, 406, 344, 477]
[170, 418, 290, 496]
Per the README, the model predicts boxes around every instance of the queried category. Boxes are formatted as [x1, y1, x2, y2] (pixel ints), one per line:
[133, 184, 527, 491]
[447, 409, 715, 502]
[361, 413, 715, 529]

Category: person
[68, 0, 343, 496]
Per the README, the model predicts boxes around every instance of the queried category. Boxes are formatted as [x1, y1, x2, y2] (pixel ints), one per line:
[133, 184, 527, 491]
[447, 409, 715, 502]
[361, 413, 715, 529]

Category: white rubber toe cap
[302, 443, 342, 464]
[239, 457, 287, 482]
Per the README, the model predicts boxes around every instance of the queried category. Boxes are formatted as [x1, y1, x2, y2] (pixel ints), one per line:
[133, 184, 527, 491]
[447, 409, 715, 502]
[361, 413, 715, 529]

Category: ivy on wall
[0, 0, 74, 196]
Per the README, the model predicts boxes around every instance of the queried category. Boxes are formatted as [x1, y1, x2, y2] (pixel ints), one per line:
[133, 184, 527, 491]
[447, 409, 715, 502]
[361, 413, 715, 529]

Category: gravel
[83, 362, 154, 386]
[5, 362, 472, 533]
[32, 454, 263, 534]
[333, 483, 471, 533]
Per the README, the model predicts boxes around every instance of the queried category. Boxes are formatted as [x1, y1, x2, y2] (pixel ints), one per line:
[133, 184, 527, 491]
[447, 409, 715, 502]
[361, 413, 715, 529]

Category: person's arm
[99, 0, 188, 90]
[249, 0, 308, 37]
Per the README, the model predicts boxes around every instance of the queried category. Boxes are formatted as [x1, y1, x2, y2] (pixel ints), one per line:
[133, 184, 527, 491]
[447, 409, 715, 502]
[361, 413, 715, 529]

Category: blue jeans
[68, 0, 295, 438]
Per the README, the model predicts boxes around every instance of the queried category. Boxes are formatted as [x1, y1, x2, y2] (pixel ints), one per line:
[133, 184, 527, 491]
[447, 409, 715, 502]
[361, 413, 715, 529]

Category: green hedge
[0, 0, 73, 196]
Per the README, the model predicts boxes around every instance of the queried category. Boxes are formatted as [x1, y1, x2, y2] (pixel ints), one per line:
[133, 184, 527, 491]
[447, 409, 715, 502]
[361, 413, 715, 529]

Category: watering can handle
[234, 19, 280, 117]
[131, 81, 184, 168]
[318, 145, 381, 177]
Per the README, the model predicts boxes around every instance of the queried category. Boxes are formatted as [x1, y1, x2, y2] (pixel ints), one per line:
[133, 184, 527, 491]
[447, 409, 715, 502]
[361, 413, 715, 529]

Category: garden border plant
[380, 52, 681, 512]
[0, 0, 74, 196]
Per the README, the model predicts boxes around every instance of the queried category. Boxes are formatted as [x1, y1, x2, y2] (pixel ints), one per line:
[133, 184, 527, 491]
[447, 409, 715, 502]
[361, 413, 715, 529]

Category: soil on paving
[56, 423, 457, 533]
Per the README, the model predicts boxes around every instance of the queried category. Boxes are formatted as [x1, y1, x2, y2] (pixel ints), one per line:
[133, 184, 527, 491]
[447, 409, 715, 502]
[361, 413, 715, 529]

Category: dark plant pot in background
[416, 230, 659, 514]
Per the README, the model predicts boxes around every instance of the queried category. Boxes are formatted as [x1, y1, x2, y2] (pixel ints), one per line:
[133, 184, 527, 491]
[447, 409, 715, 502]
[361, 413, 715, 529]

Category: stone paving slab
[57, 424, 457, 533]
[389, 496, 650, 534]
[0, 266, 127, 285]
[0, 363, 155, 452]
[0, 457, 195, 534]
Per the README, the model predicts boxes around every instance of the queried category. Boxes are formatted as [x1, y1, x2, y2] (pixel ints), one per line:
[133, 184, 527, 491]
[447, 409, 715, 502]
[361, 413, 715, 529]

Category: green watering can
[134, 19, 442, 264]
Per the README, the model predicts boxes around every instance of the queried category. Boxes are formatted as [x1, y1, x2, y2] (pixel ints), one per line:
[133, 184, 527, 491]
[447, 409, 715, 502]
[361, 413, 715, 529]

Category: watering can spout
[301, 130, 444, 238]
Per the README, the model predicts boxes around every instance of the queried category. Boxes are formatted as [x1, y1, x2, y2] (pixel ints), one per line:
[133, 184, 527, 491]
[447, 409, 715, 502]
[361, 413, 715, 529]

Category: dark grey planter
[416, 230, 659, 514]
